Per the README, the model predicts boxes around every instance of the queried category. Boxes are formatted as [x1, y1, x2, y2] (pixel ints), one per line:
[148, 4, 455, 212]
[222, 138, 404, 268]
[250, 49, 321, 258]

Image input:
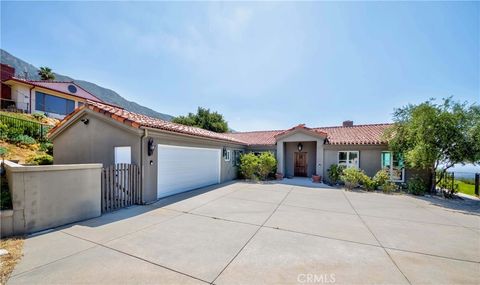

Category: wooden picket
[101, 164, 141, 213]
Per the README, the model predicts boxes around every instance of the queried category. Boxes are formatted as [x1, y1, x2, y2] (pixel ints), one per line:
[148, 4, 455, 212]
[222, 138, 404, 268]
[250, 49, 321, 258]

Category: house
[0, 63, 103, 119]
[48, 100, 426, 204]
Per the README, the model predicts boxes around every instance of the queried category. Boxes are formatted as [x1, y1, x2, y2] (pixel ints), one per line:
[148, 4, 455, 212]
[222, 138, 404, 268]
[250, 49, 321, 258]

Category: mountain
[0, 49, 174, 121]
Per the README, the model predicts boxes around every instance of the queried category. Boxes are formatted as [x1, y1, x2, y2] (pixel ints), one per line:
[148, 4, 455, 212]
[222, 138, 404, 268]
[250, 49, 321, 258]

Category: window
[338, 151, 359, 168]
[225, 150, 231, 161]
[234, 150, 244, 166]
[35, 92, 75, 115]
[381, 151, 404, 182]
[115, 146, 131, 164]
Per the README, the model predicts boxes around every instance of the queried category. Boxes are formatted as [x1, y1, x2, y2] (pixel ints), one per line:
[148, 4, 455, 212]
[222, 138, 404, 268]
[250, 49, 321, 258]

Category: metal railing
[0, 113, 51, 139]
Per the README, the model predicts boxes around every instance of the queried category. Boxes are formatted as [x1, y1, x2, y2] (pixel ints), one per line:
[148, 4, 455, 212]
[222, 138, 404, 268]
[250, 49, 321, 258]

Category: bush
[0, 121, 8, 140]
[39, 141, 54, 155]
[11, 134, 36, 146]
[32, 112, 46, 121]
[373, 169, 390, 188]
[239, 153, 260, 180]
[360, 174, 376, 191]
[327, 164, 346, 184]
[27, 154, 53, 165]
[382, 182, 397, 194]
[407, 176, 427, 196]
[0, 146, 7, 158]
[257, 152, 277, 180]
[340, 167, 365, 190]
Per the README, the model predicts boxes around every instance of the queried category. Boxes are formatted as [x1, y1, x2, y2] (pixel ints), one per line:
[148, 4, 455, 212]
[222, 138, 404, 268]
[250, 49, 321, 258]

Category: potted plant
[275, 173, 284, 180]
[312, 174, 322, 183]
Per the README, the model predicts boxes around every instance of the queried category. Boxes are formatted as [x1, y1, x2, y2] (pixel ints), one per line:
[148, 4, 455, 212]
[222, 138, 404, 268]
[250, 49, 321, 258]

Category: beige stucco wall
[323, 145, 387, 180]
[2, 161, 102, 237]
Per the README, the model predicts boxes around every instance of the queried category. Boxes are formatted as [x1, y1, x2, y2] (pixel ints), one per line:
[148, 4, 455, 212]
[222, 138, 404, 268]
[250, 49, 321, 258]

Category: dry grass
[0, 141, 41, 164]
[0, 237, 24, 285]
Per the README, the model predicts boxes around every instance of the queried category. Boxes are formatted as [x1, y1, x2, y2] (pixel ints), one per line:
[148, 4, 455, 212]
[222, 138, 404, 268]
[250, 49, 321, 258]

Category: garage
[157, 144, 221, 198]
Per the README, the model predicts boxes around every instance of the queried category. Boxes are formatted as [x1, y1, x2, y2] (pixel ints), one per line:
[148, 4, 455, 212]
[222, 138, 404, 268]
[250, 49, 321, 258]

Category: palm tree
[38, 67, 55, 81]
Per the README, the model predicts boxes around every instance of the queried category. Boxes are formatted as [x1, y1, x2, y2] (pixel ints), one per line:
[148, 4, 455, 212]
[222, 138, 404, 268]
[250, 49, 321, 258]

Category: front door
[294, 152, 307, 177]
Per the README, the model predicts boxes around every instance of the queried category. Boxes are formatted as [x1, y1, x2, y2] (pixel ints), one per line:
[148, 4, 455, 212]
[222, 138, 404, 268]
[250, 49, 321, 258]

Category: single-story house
[48, 100, 425, 204]
[0, 64, 103, 119]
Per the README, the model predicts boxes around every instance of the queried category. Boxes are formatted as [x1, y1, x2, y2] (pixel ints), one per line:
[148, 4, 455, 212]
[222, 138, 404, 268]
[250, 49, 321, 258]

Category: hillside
[0, 49, 174, 121]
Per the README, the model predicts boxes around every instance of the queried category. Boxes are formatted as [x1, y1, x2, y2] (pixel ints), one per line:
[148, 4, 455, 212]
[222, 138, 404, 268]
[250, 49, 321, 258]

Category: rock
[0, 249, 9, 256]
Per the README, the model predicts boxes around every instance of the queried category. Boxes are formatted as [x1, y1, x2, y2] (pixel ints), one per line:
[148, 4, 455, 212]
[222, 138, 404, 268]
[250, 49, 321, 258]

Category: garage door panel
[157, 144, 221, 198]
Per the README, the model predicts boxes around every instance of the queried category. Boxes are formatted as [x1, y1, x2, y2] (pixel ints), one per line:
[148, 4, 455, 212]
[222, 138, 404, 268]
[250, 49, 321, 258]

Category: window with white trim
[381, 151, 405, 182]
[225, 150, 231, 161]
[338, 151, 359, 168]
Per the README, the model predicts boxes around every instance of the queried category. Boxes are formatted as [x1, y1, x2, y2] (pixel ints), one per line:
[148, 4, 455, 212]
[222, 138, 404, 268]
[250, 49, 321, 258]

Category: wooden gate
[101, 164, 141, 213]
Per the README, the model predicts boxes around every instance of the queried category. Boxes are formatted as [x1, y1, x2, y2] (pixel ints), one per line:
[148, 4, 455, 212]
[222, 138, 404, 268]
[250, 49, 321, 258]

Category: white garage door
[157, 144, 221, 198]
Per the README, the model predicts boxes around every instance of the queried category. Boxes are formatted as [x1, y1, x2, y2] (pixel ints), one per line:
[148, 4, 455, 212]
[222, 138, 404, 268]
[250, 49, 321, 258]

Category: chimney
[342, 120, 353, 127]
[0, 63, 15, 81]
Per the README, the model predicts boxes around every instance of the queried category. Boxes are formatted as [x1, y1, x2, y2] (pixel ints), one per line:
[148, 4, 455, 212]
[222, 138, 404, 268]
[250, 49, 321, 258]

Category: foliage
[239, 153, 260, 180]
[0, 175, 12, 210]
[382, 182, 397, 194]
[0, 146, 7, 158]
[0, 121, 7, 140]
[38, 66, 55, 80]
[172, 107, 229, 133]
[373, 169, 390, 188]
[39, 142, 53, 155]
[360, 174, 376, 191]
[239, 152, 277, 181]
[32, 112, 46, 121]
[340, 167, 365, 190]
[385, 97, 480, 191]
[327, 164, 346, 184]
[407, 176, 427, 196]
[27, 154, 53, 165]
[10, 134, 36, 146]
[257, 152, 277, 180]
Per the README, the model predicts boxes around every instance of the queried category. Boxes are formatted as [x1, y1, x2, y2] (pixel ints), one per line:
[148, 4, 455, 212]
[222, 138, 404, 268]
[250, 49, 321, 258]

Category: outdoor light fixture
[148, 138, 156, 156]
[223, 147, 227, 157]
[81, 118, 89, 125]
[297, 143, 303, 151]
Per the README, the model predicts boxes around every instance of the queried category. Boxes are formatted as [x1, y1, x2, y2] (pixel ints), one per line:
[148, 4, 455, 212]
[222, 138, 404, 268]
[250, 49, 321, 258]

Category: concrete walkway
[8, 182, 480, 284]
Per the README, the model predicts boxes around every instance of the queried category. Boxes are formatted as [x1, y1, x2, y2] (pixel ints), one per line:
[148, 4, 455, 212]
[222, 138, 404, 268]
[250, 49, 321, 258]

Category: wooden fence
[0, 113, 51, 139]
[101, 164, 141, 213]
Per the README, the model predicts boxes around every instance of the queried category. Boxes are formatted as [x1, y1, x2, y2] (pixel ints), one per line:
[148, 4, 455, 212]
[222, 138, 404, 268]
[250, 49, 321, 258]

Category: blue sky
[1, 1, 479, 132]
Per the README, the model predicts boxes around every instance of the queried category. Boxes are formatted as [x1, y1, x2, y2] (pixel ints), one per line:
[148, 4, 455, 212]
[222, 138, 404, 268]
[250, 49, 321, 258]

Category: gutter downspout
[29, 86, 34, 113]
[140, 128, 148, 204]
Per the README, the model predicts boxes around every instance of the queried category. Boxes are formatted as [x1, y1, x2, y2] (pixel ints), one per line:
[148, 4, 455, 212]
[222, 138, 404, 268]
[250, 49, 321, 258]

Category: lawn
[455, 180, 477, 196]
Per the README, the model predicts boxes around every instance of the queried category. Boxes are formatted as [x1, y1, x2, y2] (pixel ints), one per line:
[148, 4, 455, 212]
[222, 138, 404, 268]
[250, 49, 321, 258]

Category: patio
[8, 181, 480, 284]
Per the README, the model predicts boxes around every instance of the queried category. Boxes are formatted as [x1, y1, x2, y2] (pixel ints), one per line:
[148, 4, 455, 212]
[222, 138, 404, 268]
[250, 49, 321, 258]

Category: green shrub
[373, 169, 390, 188]
[0, 121, 8, 140]
[11, 134, 36, 145]
[361, 174, 376, 191]
[32, 112, 46, 121]
[27, 154, 53, 165]
[340, 167, 365, 190]
[327, 164, 346, 184]
[382, 182, 397, 194]
[407, 176, 427, 196]
[239, 153, 260, 180]
[0, 146, 7, 158]
[39, 141, 54, 155]
[257, 152, 277, 180]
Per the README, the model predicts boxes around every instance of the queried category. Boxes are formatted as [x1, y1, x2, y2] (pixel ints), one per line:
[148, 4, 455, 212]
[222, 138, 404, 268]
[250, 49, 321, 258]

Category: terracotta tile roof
[227, 123, 391, 146]
[49, 100, 248, 144]
[5, 77, 103, 102]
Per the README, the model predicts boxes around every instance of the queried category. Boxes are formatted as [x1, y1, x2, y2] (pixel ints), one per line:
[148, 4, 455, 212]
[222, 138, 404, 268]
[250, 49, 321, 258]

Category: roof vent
[68, 84, 77, 93]
[342, 120, 353, 127]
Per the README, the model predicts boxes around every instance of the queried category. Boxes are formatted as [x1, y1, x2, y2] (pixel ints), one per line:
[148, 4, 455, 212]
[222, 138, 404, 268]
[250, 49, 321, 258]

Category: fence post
[451, 172, 454, 192]
[475, 173, 479, 196]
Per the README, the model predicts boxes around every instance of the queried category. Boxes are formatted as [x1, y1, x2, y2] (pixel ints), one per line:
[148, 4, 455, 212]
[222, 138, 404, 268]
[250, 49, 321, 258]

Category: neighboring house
[49, 100, 427, 204]
[0, 63, 103, 119]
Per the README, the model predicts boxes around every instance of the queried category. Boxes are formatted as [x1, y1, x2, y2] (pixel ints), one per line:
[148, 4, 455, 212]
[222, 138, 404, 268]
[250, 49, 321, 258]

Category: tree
[38, 67, 55, 80]
[172, 107, 229, 133]
[385, 98, 480, 193]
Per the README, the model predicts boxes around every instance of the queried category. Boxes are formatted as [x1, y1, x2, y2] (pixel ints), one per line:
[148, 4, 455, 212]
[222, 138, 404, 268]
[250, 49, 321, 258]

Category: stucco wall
[2, 161, 102, 237]
[323, 145, 387, 179]
[284, 141, 317, 177]
[53, 111, 143, 167]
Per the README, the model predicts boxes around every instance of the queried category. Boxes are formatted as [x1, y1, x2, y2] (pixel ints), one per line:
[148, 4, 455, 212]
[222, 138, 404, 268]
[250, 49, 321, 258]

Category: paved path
[8, 182, 480, 284]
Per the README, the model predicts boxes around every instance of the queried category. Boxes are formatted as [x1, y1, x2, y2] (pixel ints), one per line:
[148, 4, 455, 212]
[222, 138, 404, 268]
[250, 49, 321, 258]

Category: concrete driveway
[8, 182, 480, 284]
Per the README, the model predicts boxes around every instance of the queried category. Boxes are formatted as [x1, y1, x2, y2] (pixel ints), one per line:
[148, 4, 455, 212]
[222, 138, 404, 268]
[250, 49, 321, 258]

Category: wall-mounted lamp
[223, 147, 227, 158]
[297, 142, 303, 151]
[147, 138, 155, 156]
[81, 118, 89, 125]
